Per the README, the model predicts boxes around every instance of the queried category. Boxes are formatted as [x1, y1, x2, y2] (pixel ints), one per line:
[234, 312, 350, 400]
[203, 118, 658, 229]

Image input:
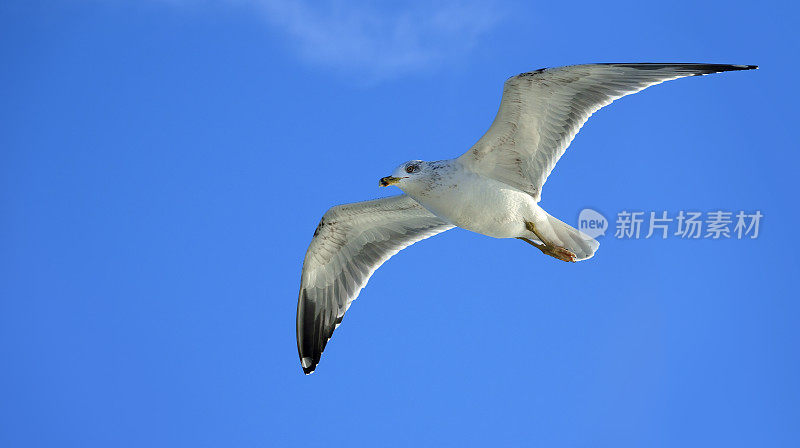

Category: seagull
[296, 63, 756, 374]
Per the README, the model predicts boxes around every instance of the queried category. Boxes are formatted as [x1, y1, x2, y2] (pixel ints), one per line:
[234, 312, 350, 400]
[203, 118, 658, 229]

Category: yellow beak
[379, 176, 401, 187]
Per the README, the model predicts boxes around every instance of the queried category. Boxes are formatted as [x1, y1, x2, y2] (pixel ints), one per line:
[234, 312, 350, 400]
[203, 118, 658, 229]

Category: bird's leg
[516, 236, 548, 254]
[518, 220, 577, 263]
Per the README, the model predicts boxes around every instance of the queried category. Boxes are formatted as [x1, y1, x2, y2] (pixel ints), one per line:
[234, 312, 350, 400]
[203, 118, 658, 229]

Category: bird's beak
[379, 176, 401, 187]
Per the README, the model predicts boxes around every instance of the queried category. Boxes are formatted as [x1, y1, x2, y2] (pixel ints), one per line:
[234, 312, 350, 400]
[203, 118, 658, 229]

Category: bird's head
[379, 160, 428, 191]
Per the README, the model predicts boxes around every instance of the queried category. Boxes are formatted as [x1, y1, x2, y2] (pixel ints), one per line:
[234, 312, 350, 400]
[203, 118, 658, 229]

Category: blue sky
[1, 0, 798, 446]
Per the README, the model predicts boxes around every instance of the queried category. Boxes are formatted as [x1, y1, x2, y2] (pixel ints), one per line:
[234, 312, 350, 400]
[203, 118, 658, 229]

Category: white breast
[405, 162, 539, 239]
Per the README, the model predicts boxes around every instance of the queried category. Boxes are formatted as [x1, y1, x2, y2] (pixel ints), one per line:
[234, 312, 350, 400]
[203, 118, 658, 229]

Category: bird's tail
[533, 210, 599, 261]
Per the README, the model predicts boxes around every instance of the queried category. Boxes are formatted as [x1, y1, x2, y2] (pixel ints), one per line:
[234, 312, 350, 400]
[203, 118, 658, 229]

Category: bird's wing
[457, 63, 757, 200]
[297, 194, 453, 374]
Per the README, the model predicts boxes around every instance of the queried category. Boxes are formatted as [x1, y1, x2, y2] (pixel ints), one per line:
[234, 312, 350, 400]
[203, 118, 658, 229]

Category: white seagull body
[296, 63, 757, 374]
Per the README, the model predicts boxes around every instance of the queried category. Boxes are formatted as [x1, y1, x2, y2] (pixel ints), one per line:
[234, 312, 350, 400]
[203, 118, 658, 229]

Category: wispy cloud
[156, 0, 505, 81]
[252, 1, 503, 80]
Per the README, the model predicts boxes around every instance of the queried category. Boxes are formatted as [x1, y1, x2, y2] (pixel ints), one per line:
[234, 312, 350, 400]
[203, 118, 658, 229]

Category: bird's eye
[405, 165, 417, 174]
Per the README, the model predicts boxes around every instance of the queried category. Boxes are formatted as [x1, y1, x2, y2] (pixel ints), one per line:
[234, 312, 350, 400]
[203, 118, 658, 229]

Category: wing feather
[458, 63, 757, 200]
[297, 194, 453, 374]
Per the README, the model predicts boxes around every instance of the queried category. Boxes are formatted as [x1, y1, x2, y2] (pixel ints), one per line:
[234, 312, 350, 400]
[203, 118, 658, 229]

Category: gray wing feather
[458, 63, 757, 200]
[297, 194, 453, 374]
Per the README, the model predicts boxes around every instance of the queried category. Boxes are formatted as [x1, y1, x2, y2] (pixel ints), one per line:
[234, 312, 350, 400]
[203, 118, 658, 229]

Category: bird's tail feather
[536, 211, 599, 261]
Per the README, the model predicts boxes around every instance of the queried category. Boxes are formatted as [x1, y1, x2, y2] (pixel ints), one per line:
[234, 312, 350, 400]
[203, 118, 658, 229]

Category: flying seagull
[296, 63, 757, 374]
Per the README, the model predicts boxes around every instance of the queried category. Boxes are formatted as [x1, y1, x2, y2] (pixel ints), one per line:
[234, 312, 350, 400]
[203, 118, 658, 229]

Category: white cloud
[254, 1, 503, 80]
[189, 0, 505, 81]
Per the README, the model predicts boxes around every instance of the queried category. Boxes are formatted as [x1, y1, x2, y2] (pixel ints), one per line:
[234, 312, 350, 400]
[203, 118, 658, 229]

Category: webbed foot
[517, 220, 577, 263]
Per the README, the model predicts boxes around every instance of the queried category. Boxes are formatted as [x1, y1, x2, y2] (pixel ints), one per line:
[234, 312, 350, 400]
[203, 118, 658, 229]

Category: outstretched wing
[297, 194, 453, 374]
[458, 63, 757, 200]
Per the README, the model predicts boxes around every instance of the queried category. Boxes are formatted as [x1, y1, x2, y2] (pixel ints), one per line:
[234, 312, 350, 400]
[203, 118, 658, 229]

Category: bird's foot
[520, 220, 577, 263]
[543, 245, 577, 263]
[516, 237, 576, 262]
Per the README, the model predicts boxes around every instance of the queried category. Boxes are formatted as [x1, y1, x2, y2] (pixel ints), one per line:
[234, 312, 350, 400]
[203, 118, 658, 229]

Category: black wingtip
[706, 64, 758, 70]
[602, 63, 758, 74]
[513, 63, 758, 81]
[299, 350, 320, 375]
[297, 288, 329, 375]
[699, 64, 758, 72]
[688, 64, 758, 76]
